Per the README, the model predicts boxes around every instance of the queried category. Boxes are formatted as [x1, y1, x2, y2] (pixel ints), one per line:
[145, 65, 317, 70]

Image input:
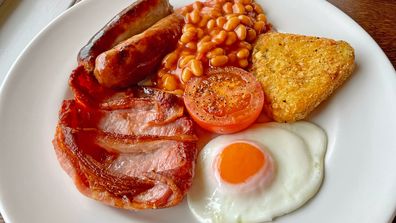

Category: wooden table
[0, 0, 395, 223]
[328, 0, 396, 68]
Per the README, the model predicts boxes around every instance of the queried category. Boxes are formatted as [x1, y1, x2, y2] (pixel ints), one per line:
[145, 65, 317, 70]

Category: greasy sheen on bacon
[69, 65, 186, 125]
[53, 67, 198, 209]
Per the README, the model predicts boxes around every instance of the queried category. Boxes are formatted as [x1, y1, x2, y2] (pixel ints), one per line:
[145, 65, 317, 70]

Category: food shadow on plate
[307, 63, 360, 167]
[0, 0, 21, 30]
[110, 199, 196, 223]
[308, 63, 360, 121]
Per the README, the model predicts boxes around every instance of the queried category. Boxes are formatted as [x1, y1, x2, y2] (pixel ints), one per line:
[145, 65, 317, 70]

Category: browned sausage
[78, 0, 173, 72]
[93, 13, 184, 89]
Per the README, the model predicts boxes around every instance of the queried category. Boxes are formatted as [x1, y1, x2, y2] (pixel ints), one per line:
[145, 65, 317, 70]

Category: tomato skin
[183, 67, 264, 134]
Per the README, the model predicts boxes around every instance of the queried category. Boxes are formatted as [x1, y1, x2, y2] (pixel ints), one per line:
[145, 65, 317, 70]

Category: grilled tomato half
[184, 66, 264, 134]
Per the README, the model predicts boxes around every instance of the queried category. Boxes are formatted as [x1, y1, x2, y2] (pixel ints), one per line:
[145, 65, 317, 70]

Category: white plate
[1, 0, 396, 222]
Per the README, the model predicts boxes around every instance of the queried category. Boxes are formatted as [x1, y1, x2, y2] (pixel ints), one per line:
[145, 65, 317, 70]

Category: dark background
[329, 0, 396, 68]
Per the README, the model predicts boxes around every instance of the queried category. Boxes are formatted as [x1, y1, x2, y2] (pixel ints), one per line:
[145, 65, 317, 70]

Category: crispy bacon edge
[53, 124, 197, 209]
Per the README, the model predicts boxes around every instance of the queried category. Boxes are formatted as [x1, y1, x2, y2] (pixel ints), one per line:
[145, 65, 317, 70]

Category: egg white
[187, 121, 327, 223]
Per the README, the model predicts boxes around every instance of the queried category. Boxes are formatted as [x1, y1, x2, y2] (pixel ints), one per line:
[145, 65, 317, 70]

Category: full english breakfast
[53, 0, 355, 221]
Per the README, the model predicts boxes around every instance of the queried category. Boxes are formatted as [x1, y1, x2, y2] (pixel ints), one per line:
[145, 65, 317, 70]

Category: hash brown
[252, 32, 355, 122]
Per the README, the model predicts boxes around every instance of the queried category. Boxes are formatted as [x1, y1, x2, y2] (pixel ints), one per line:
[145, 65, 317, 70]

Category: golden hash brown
[252, 32, 355, 122]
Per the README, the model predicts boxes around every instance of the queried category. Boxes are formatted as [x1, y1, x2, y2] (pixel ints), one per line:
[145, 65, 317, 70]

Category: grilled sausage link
[94, 14, 184, 89]
[78, 0, 173, 72]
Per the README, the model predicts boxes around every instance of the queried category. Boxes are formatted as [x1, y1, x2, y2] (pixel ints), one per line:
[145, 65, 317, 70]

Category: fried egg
[188, 121, 327, 223]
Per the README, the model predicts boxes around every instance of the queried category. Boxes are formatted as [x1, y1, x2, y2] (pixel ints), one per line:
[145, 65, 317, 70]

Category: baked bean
[157, 69, 167, 78]
[238, 15, 253, 26]
[223, 2, 233, 14]
[197, 41, 215, 53]
[236, 48, 249, 59]
[253, 3, 264, 13]
[210, 55, 228, 67]
[161, 73, 170, 81]
[209, 29, 220, 37]
[198, 16, 210, 28]
[254, 21, 265, 33]
[185, 26, 197, 34]
[228, 52, 237, 63]
[239, 59, 249, 68]
[225, 14, 238, 20]
[235, 24, 247, 40]
[239, 41, 252, 50]
[213, 2, 223, 9]
[245, 4, 253, 12]
[180, 31, 195, 43]
[246, 28, 257, 42]
[207, 19, 216, 29]
[242, 0, 252, 5]
[225, 32, 237, 45]
[185, 42, 197, 50]
[192, 1, 203, 10]
[183, 24, 194, 33]
[223, 17, 240, 31]
[190, 59, 204, 76]
[162, 52, 178, 69]
[233, 3, 245, 14]
[163, 74, 178, 91]
[190, 10, 201, 24]
[196, 28, 204, 38]
[200, 35, 212, 43]
[207, 48, 225, 58]
[208, 8, 222, 18]
[216, 16, 227, 28]
[212, 48, 225, 55]
[181, 68, 193, 83]
[182, 5, 193, 14]
[179, 55, 195, 68]
[201, 6, 212, 15]
[212, 30, 227, 44]
[257, 13, 267, 22]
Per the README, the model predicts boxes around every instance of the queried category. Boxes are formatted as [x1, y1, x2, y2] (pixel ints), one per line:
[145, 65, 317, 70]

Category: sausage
[78, 0, 173, 72]
[93, 13, 184, 89]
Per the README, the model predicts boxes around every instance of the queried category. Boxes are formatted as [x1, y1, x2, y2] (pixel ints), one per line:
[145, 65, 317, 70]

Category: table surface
[0, 0, 395, 222]
[328, 0, 396, 68]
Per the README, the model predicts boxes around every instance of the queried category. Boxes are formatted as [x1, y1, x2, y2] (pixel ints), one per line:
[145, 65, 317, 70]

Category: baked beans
[245, 4, 253, 12]
[210, 55, 229, 66]
[236, 48, 249, 58]
[235, 24, 247, 40]
[156, 0, 270, 91]
[190, 59, 204, 76]
[162, 74, 178, 90]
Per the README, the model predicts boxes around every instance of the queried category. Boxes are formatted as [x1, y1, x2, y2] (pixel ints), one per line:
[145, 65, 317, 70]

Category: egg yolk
[218, 142, 265, 184]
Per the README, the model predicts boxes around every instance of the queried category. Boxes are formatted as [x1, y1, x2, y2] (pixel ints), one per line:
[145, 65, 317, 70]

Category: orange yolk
[217, 142, 266, 184]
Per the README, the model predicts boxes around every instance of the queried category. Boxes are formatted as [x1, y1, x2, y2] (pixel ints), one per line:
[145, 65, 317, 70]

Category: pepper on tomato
[183, 66, 264, 134]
